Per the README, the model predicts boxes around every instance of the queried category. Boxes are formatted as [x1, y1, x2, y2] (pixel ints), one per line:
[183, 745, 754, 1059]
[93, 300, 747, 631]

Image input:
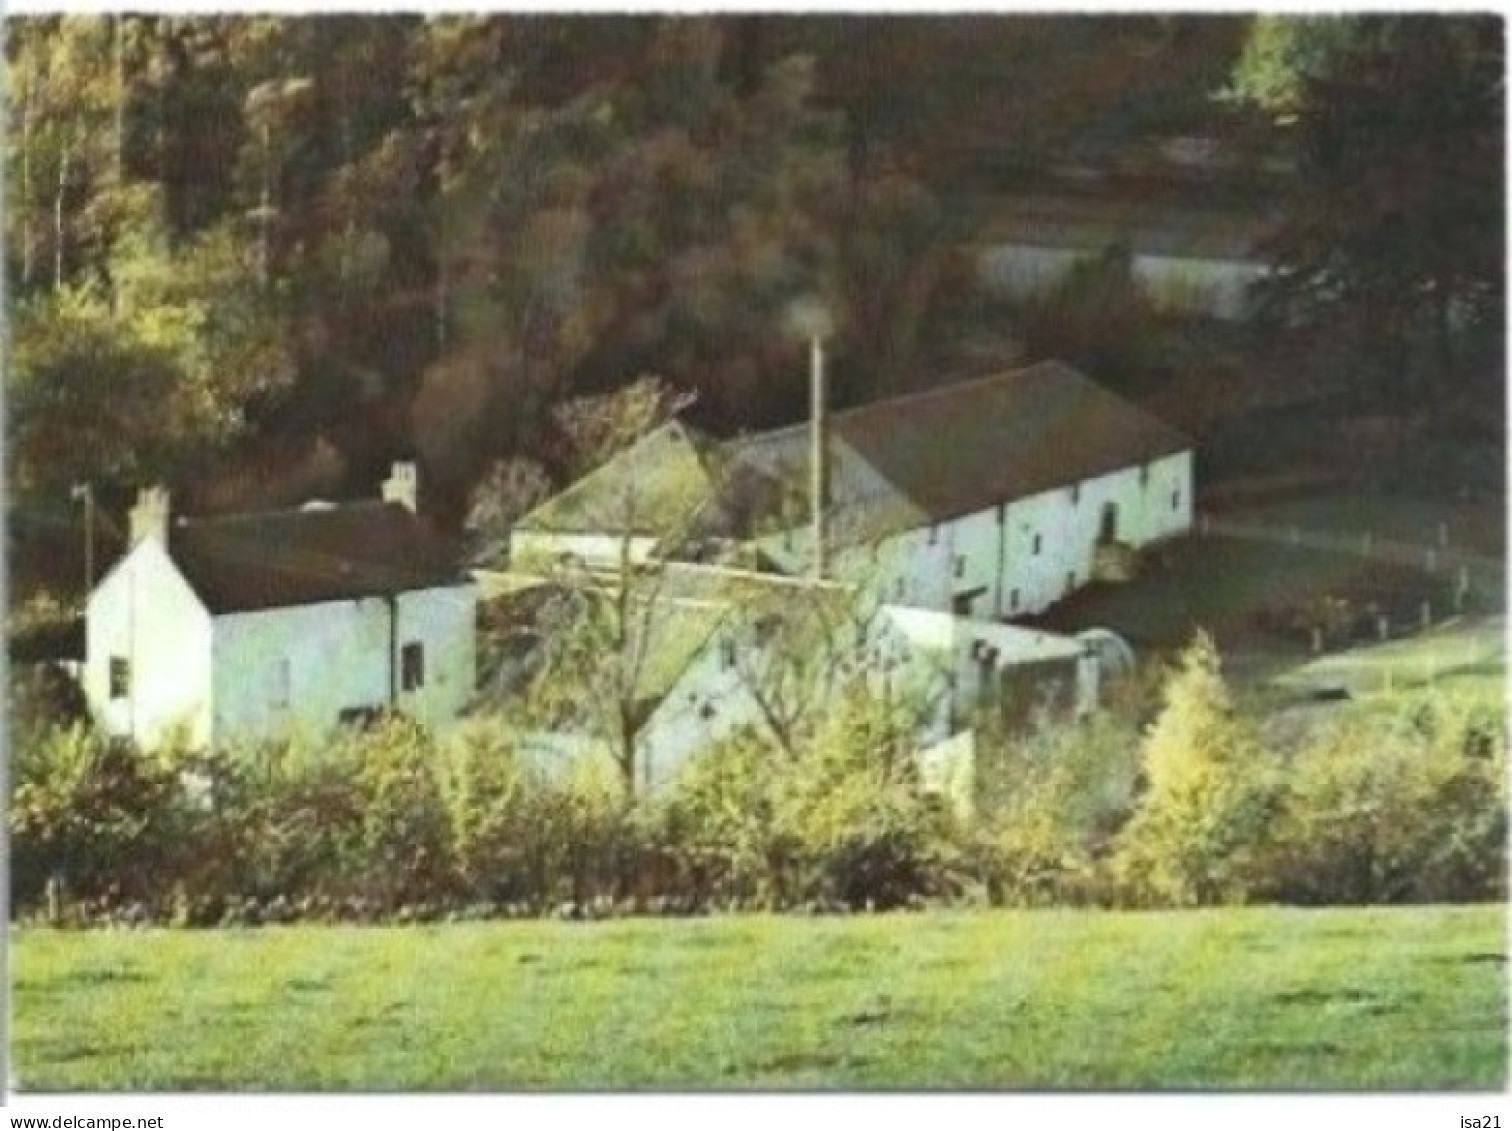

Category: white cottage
[84, 464, 477, 751]
[620, 566, 1099, 793]
[740, 360, 1194, 619]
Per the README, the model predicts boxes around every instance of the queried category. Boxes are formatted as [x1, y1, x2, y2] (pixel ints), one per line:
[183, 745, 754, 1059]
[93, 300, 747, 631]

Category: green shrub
[1112, 634, 1283, 907]
[973, 711, 1141, 907]
[10, 723, 188, 908]
[1257, 690, 1507, 904]
[771, 693, 959, 910]
[651, 728, 789, 908]
[438, 718, 551, 904]
[351, 716, 455, 907]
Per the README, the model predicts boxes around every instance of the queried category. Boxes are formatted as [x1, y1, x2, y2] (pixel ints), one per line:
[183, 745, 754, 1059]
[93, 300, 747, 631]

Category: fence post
[1456, 566, 1471, 611]
[1311, 626, 1323, 654]
[1420, 600, 1431, 630]
[1376, 614, 1389, 642]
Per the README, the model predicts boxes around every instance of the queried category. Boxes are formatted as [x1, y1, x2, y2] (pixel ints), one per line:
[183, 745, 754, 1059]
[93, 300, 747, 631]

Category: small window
[698, 701, 716, 721]
[894, 577, 905, 598]
[720, 637, 737, 669]
[928, 524, 939, 546]
[109, 656, 130, 700]
[401, 642, 425, 691]
[338, 705, 382, 728]
[1032, 533, 1042, 556]
[1009, 588, 1020, 611]
[1070, 484, 1080, 505]
[953, 555, 965, 579]
[1140, 465, 1151, 487]
[1171, 488, 1181, 512]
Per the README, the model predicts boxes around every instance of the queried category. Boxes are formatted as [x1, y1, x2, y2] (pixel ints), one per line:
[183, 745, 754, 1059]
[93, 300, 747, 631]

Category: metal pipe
[810, 334, 826, 581]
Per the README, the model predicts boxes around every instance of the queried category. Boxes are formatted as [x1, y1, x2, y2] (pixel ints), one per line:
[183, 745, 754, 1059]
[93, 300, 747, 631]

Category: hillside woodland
[9, 15, 1500, 541]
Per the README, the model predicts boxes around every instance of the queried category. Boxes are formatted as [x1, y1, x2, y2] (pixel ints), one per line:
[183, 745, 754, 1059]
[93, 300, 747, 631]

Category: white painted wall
[635, 611, 950, 792]
[509, 529, 659, 571]
[769, 450, 1192, 619]
[210, 583, 477, 747]
[977, 243, 1267, 321]
[634, 603, 1100, 793]
[85, 538, 214, 749]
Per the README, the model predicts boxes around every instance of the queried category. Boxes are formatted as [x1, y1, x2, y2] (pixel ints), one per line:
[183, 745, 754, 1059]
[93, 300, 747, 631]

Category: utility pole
[71, 482, 95, 594]
[810, 332, 827, 582]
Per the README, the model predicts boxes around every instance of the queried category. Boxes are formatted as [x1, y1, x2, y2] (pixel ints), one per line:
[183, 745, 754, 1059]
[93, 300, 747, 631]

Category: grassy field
[12, 905, 1506, 1091]
[1272, 614, 1505, 701]
[1036, 534, 1439, 664]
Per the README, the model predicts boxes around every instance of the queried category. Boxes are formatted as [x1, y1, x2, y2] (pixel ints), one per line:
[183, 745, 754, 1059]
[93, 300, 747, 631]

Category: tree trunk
[114, 15, 127, 187]
[258, 121, 272, 288]
[53, 133, 72, 291]
[19, 73, 34, 288]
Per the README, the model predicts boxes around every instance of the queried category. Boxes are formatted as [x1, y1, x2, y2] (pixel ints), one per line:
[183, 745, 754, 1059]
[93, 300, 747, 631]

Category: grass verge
[12, 904, 1506, 1091]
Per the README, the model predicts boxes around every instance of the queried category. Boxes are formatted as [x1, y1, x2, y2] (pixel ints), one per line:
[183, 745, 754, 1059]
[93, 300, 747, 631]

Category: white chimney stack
[128, 486, 170, 546]
[382, 461, 419, 513]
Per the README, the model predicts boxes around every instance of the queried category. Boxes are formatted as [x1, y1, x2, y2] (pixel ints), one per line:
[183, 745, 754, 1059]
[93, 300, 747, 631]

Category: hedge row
[11, 641, 1506, 925]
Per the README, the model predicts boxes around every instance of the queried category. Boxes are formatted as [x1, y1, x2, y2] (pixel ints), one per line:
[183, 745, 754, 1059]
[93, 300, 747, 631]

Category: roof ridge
[180, 498, 393, 526]
[832, 360, 1073, 424]
[720, 361, 1076, 451]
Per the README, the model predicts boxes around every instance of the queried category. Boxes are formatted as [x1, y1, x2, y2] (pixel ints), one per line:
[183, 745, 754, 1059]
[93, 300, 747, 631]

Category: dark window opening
[1171, 488, 1181, 511]
[1032, 533, 1042, 556]
[954, 555, 965, 579]
[339, 705, 383, 728]
[1070, 484, 1080, 505]
[1009, 588, 1020, 611]
[1100, 502, 1119, 543]
[401, 642, 425, 691]
[1140, 464, 1150, 487]
[894, 577, 905, 598]
[109, 656, 130, 700]
[928, 524, 938, 545]
[720, 637, 737, 669]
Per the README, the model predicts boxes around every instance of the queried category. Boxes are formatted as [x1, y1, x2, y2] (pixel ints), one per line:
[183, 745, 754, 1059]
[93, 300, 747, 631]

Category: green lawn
[12, 905, 1506, 1091]
[1272, 614, 1505, 701]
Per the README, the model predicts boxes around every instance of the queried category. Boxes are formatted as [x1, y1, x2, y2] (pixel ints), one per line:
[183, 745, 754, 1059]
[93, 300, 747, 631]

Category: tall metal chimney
[809, 334, 827, 581]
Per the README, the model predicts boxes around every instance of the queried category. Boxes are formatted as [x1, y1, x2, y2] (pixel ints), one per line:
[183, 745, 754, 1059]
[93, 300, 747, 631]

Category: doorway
[1100, 501, 1119, 543]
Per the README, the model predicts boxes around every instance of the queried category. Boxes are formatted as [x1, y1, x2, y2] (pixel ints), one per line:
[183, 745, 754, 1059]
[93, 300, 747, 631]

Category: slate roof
[514, 420, 722, 537]
[169, 501, 469, 614]
[829, 360, 1191, 528]
[978, 191, 1279, 262]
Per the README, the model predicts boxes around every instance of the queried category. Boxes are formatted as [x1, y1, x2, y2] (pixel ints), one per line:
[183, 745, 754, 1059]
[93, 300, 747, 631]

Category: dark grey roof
[830, 361, 1192, 525]
[979, 192, 1279, 261]
[169, 502, 469, 614]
